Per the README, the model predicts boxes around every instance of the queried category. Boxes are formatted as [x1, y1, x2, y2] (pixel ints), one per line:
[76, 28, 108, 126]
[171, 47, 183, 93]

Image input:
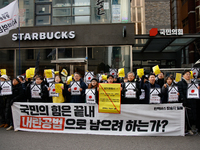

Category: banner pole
[18, 0, 21, 76]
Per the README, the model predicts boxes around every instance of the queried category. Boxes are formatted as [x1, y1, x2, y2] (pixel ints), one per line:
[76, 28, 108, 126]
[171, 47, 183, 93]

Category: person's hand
[61, 86, 64, 90]
[164, 84, 167, 88]
[177, 92, 180, 96]
[48, 87, 51, 91]
[68, 88, 71, 92]
[97, 87, 99, 91]
[198, 86, 200, 90]
[80, 88, 82, 92]
[120, 87, 122, 91]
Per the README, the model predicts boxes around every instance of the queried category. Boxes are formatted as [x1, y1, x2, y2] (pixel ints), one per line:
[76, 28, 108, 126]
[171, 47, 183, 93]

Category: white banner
[0, 0, 19, 37]
[0, 81, 12, 95]
[12, 103, 185, 136]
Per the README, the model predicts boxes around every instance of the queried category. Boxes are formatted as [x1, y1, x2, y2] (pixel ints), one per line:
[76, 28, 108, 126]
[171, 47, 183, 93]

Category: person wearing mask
[122, 72, 141, 104]
[7, 78, 24, 131]
[156, 72, 165, 88]
[26, 76, 49, 103]
[178, 70, 198, 135]
[141, 73, 161, 104]
[68, 72, 87, 103]
[48, 75, 66, 103]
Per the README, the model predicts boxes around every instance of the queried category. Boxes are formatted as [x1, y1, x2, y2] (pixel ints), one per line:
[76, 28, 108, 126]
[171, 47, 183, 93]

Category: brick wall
[145, 0, 171, 34]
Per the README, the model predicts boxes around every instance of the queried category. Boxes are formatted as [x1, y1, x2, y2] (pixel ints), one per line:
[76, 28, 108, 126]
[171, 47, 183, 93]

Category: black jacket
[10, 83, 25, 104]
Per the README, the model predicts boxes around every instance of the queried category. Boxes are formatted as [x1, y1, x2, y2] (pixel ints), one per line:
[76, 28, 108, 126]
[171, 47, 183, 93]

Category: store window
[58, 48, 86, 58]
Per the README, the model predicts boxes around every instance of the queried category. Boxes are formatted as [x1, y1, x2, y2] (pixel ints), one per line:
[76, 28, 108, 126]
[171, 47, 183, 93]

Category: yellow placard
[67, 76, 73, 85]
[26, 69, 31, 78]
[118, 68, 125, 77]
[55, 83, 63, 94]
[190, 71, 193, 79]
[152, 65, 161, 75]
[175, 73, 182, 82]
[30, 68, 35, 78]
[137, 68, 144, 78]
[55, 71, 59, 75]
[45, 69, 53, 78]
[98, 83, 121, 114]
[61, 69, 68, 77]
[1, 69, 6, 75]
[101, 75, 107, 80]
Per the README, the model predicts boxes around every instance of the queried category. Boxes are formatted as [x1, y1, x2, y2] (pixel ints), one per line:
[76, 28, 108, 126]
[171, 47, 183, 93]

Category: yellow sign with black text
[98, 83, 121, 114]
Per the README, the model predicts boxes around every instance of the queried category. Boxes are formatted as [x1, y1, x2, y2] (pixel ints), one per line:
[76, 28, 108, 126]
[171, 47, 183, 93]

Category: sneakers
[6, 126, 14, 131]
[185, 130, 194, 136]
[0, 124, 5, 128]
[3, 124, 9, 128]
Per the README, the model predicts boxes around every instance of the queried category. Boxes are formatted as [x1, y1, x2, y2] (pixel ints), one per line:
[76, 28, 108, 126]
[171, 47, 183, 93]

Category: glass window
[53, 0, 71, 7]
[72, 7, 90, 16]
[36, 5, 51, 14]
[36, 0, 52, 2]
[36, 16, 51, 25]
[72, 0, 90, 6]
[53, 8, 71, 16]
[58, 48, 72, 58]
[58, 48, 86, 58]
[53, 17, 71, 25]
[72, 16, 90, 24]
[27, 49, 34, 60]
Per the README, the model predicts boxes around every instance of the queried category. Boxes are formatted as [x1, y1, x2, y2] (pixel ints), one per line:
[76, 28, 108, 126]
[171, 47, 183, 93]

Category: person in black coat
[121, 72, 141, 104]
[156, 72, 165, 88]
[178, 70, 199, 135]
[26, 76, 49, 103]
[141, 73, 161, 104]
[87, 78, 99, 104]
[161, 76, 178, 103]
[68, 72, 87, 103]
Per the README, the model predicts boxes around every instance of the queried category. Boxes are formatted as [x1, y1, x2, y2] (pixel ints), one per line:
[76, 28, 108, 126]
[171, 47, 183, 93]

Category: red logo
[52, 89, 55, 92]
[191, 89, 195, 93]
[89, 96, 92, 99]
[194, 72, 196, 75]
[74, 87, 77, 90]
[149, 28, 158, 36]
[88, 77, 91, 80]
[112, 73, 114, 75]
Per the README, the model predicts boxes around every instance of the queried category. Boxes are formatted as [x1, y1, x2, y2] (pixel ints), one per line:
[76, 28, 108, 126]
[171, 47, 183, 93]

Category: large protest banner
[98, 83, 121, 114]
[0, 0, 19, 37]
[12, 103, 185, 136]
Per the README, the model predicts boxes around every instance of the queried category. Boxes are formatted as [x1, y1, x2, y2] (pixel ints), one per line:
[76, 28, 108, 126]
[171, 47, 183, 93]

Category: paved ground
[0, 127, 200, 150]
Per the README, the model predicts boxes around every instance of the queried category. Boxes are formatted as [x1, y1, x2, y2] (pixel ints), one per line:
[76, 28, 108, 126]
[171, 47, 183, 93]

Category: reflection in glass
[36, 5, 51, 14]
[53, 0, 71, 7]
[53, 17, 71, 25]
[53, 8, 71, 16]
[36, 16, 51, 25]
[72, 0, 90, 6]
[72, 7, 90, 16]
[72, 16, 90, 24]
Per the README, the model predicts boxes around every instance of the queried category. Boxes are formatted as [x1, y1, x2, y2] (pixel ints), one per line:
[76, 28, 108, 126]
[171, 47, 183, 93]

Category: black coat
[161, 82, 178, 103]
[11, 83, 25, 104]
[121, 80, 141, 104]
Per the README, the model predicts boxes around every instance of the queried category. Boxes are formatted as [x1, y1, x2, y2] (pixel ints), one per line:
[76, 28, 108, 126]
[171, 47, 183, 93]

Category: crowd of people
[0, 69, 200, 136]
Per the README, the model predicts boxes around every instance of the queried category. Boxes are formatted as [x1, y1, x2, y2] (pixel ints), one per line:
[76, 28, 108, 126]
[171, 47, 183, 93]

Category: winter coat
[121, 80, 141, 104]
[161, 82, 178, 103]
[68, 79, 87, 103]
[10, 83, 25, 104]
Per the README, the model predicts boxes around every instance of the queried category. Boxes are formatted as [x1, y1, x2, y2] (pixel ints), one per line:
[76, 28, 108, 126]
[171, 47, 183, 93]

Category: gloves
[158, 93, 162, 97]
[39, 93, 43, 97]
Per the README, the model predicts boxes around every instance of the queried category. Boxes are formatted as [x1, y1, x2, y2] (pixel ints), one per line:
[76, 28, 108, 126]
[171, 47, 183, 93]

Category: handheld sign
[191, 68, 199, 78]
[137, 68, 144, 78]
[55, 83, 63, 94]
[71, 81, 81, 95]
[67, 76, 73, 85]
[49, 83, 59, 97]
[175, 73, 182, 83]
[190, 71, 193, 79]
[139, 89, 145, 100]
[0, 69, 6, 75]
[0, 81, 12, 95]
[45, 69, 55, 83]
[101, 75, 107, 80]
[30, 68, 35, 78]
[85, 89, 96, 104]
[30, 84, 42, 99]
[168, 86, 179, 102]
[61, 69, 68, 77]
[85, 71, 94, 85]
[187, 83, 199, 99]
[150, 88, 161, 104]
[152, 65, 161, 75]
[125, 82, 136, 98]
[44, 69, 53, 78]
[109, 68, 117, 76]
[118, 68, 125, 77]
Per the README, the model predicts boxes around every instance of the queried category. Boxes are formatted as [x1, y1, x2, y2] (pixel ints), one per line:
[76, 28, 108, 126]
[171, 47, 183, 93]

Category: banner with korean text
[12, 103, 184, 136]
[0, 0, 19, 37]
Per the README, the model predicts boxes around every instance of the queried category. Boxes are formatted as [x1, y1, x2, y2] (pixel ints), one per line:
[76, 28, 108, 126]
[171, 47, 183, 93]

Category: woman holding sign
[177, 70, 199, 135]
[48, 75, 66, 103]
[86, 78, 99, 104]
[161, 76, 179, 103]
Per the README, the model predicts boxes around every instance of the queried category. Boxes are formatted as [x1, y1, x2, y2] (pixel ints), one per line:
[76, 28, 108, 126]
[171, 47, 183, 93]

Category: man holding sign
[68, 72, 87, 103]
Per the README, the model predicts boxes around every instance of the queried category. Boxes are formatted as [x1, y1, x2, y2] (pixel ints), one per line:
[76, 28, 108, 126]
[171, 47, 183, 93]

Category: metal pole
[18, 0, 21, 75]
